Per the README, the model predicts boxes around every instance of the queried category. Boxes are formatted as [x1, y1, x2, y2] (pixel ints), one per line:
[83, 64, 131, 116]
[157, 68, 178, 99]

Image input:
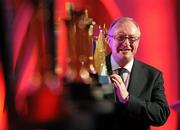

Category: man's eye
[130, 36, 138, 40]
[116, 37, 125, 41]
[129, 38, 136, 41]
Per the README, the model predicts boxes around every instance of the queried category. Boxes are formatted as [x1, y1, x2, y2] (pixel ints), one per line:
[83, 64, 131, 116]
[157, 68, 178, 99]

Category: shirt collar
[111, 55, 134, 73]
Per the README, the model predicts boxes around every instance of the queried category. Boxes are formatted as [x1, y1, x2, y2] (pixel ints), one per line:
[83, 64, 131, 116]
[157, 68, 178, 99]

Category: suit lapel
[127, 59, 144, 97]
[106, 53, 112, 75]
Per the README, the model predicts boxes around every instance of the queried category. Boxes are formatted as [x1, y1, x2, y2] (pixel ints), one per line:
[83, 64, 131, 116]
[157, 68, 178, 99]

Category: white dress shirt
[111, 55, 134, 89]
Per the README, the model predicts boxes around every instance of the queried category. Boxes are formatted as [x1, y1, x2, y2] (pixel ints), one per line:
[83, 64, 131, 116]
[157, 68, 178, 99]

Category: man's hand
[110, 73, 129, 104]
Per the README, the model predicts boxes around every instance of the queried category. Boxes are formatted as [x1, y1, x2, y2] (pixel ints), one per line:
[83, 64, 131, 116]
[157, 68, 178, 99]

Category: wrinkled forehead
[108, 21, 141, 36]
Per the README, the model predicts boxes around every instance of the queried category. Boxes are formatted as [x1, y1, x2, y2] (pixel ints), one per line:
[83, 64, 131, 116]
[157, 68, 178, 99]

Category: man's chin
[120, 54, 133, 61]
[119, 50, 133, 56]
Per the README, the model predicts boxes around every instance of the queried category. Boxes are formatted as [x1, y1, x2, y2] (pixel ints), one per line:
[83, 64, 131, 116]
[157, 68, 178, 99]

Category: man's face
[108, 21, 140, 64]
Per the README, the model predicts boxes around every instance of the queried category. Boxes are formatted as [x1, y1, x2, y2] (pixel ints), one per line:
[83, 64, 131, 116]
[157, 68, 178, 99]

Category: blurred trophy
[65, 4, 108, 84]
[94, 25, 108, 75]
[62, 4, 114, 130]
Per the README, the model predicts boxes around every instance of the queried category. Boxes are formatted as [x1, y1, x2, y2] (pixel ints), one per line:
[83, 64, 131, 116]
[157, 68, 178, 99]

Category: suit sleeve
[126, 71, 170, 126]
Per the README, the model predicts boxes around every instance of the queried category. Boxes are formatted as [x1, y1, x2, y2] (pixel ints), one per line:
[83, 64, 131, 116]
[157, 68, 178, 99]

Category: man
[104, 17, 170, 130]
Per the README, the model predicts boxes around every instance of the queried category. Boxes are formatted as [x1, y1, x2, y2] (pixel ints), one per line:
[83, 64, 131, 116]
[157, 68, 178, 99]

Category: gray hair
[108, 17, 141, 36]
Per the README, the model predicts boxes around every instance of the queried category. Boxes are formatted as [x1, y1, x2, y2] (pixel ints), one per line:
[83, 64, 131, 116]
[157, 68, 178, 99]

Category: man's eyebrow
[114, 34, 136, 36]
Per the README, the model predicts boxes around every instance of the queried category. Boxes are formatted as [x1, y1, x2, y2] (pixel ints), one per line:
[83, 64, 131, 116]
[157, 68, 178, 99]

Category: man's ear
[107, 38, 111, 48]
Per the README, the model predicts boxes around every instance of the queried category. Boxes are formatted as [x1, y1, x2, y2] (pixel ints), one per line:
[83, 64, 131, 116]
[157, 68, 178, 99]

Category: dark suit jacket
[100, 54, 170, 130]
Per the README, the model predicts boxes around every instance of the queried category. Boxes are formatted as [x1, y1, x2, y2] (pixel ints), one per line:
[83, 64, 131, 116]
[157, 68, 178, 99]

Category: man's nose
[122, 38, 130, 46]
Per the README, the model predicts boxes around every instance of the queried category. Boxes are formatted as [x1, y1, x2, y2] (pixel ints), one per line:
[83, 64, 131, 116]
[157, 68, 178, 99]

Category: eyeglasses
[108, 35, 140, 44]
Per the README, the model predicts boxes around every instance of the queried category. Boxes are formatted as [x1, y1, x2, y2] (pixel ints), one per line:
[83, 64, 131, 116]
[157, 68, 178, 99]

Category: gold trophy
[65, 4, 108, 84]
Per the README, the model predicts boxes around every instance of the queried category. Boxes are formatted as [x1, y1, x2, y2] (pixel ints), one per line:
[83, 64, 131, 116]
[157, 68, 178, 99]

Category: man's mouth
[119, 48, 132, 51]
